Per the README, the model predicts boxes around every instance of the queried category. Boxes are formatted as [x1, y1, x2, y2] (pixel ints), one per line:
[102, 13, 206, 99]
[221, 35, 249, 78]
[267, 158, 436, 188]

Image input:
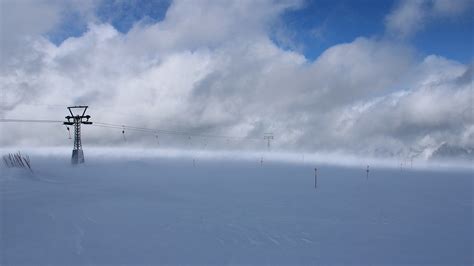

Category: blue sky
[275, 0, 393, 59]
[46, 0, 473, 64]
[47, 0, 171, 44]
[279, 0, 473, 63]
[96, 0, 171, 32]
[410, 14, 473, 63]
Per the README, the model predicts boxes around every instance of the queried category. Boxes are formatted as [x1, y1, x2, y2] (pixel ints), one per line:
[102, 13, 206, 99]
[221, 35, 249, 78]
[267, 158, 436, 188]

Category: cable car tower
[63, 106, 92, 164]
[264, 133, 274, 150]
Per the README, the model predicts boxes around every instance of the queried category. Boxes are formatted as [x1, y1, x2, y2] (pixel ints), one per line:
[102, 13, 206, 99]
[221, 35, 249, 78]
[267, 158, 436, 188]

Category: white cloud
[0, 0, 97, 73]
[385, 0, 473, 37]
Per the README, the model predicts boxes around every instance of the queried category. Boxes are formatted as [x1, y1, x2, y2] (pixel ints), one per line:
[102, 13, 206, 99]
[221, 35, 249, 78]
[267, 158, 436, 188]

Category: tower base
[71, 149, 84, 165]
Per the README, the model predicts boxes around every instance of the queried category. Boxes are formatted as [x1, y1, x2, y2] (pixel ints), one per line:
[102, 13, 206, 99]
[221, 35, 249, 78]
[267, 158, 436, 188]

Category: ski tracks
[221, 223, 315, 247]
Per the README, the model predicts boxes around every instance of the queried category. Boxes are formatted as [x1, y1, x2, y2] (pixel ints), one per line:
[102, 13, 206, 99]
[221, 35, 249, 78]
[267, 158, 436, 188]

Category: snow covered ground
[1, 148, 473, 265]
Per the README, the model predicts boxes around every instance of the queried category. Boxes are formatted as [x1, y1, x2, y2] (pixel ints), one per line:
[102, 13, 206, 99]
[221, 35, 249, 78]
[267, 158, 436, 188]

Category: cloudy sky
[0, 0, 472, 158]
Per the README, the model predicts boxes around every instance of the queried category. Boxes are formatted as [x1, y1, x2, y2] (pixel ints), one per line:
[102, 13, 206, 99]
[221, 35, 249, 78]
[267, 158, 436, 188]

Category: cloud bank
[0, 0, 472, 161]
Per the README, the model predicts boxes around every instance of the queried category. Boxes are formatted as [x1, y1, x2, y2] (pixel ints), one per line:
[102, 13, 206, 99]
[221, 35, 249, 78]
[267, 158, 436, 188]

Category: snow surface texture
[1, 148, 473, 265]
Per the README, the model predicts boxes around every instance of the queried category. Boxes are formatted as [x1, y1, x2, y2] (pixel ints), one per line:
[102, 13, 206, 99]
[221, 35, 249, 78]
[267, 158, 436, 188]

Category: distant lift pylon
[63, 106, 92, 165]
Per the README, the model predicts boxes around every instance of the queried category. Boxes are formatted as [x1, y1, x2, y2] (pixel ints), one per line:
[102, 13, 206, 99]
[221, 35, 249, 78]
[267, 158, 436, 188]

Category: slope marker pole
[314, 168, 318, 189]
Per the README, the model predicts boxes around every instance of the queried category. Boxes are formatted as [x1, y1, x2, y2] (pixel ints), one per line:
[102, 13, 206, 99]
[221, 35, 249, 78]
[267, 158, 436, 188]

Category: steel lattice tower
[73, 119, 82, 150]
[64, 106, 92, 164]
[264, 133, 274, 150]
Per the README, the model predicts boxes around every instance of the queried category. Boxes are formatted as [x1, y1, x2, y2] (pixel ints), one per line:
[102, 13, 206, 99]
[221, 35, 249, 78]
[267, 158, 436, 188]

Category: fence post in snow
[314, 168, 317, 189]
